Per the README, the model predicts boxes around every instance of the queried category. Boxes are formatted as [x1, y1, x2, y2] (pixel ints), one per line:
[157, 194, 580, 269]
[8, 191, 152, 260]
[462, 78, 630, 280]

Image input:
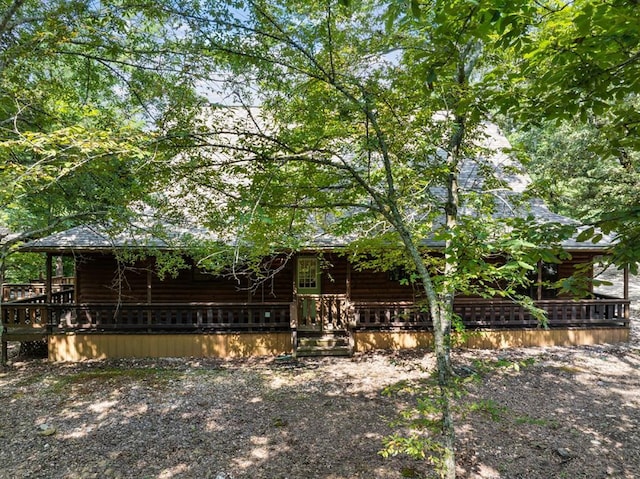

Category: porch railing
[352, 297, 630, 330]
[353, 301, 430, 330]
[2, 278, 75, 302]
[1, 302, 291, 333]
[6, 289, 75, 305]
[455, 298, 630, 328]
[1, 304, 48, 331]
[1, 297, 630, 336]
[295, 294, 350, 332]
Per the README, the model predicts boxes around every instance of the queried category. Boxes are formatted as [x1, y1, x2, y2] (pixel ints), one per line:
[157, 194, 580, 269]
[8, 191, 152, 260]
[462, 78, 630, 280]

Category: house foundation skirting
[353, 327, 630, 352]
[48, 332, 293, 361]
[46, 327, 630, 361]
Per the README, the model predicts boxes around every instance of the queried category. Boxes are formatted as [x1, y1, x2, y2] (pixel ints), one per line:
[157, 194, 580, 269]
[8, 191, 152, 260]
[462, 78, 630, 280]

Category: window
[297, 257, 320, 293]
[517, 261, 559, 299]
[539, 262, 559, 299]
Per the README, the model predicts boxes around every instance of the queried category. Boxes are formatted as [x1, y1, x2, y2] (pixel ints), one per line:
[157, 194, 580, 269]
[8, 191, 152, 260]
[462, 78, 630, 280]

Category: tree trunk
[392, 218, 455, 478]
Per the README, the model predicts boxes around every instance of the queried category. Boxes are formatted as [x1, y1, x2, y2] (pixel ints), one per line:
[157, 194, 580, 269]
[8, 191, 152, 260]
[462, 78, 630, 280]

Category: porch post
[624, 266, 629, 300]
[537, 260, 543, 301]
[346, 260, 351, 301]
[146, 264, 152, 329]
[45, 253, 53, 303]
[45, 253, 52, 328]
[345, 260, 354, 330]
[147, 268, 152, 304]
[624, 266, 630, 321]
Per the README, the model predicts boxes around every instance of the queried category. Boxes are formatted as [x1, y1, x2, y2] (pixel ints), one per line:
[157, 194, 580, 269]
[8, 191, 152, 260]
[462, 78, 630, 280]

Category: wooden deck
[2, 290, 631, 361]
[2, 295, 630, 334]
[2, 276, 74, 302]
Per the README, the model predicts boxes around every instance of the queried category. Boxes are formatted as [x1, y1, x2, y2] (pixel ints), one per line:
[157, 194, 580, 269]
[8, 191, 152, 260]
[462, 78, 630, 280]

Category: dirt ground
[1, 269, 638, 479]
[1, 337, 639, 479]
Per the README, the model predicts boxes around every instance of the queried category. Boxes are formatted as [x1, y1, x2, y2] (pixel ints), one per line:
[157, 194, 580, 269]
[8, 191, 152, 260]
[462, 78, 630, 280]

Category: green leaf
[576, 227, 595, 243]
[411, 0, 421, 19]
[517, 261, 536, 271]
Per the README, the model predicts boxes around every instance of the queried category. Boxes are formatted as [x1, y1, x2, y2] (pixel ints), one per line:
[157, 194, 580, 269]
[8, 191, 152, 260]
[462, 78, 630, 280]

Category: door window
[297, 257, 320, 293]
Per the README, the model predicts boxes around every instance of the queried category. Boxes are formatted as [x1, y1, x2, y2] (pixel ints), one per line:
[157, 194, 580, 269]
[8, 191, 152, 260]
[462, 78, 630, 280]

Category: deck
[2, 285, 630, 360]
[2, 294, 630, 334]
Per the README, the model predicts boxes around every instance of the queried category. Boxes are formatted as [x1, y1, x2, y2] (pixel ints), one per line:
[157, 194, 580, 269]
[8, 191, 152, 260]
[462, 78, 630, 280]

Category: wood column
[147, 267, 152, 304]
[45, 253, 52, 328]
[146, 264, 152, 329]
[46, 253, 53, 303]
[624, 266, 629, 300]
[624, 266, 630, 321]
[346, 260, 352, 301]
[537, 261, 543, 301]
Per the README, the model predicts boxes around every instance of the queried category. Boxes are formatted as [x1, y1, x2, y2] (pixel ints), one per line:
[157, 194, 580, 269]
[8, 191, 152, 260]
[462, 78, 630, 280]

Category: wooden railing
[353, 301, 430, 330]
[295, 294, 350, 332]
[1, 304, 48, 330]
[2, 284, 46, 301]
[47, 302, 291, 332]
[8, 289, 75, 305]
[352, 297, 630, 330]
[2, 277, 74, 302]
[455, 298, 630, 328]
[1, 296, 630, 336]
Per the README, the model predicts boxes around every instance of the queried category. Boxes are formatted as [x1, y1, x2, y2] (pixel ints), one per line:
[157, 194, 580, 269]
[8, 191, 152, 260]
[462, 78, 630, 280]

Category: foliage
[0, 0, 202, 277]
[507, 115, 640, 271]
[143, 2, 596, 477]
[2, 1, 625, 475]
[490, 0, 640, 269]
[1, 252, 43, 283]
[380, 354, 537, 476]
[464, 399, 505, 421]
[381, 378, 456, 478]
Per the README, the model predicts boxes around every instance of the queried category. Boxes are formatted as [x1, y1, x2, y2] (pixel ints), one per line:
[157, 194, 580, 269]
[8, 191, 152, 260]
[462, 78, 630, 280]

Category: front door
[296, 257, 321, 331]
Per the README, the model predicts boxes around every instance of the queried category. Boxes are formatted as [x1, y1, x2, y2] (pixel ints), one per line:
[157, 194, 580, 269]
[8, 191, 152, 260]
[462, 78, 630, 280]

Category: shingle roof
[21, 220, 214, 252]
[0, 226, 19, 246]
[20, 123, 613, 253]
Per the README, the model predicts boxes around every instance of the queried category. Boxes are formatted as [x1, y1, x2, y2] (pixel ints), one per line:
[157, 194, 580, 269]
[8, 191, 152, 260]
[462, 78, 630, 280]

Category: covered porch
[1, 290, 631, 361]
[1, 250, 632, 361]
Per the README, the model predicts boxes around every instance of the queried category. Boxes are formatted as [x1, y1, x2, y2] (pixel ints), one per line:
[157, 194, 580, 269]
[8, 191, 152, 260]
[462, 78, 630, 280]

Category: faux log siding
[76, 254, 149, 303]
[452, 253, 600, 300]
[560, 252, 595, 285]
[350, 268, 415, 302]
[76, 254, 294, 304]
[321, 254, 348, 295]
[250, 260, 295, 302]
[151, 267, 248, 303]
[74, 252, 600, 305]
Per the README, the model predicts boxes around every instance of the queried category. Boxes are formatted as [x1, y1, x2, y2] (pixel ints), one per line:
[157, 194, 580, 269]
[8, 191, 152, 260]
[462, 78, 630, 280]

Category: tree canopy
[490, 0, 640, 270]
[0, 0, 204, 258]
[2, 0, 638, 476]
[0, 0, 210, 281]
[144, 2, 584, 476]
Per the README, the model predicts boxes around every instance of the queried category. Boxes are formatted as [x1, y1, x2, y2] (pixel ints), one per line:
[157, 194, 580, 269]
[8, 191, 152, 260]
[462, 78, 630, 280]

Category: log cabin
[0, 124, 631, 361]
[1, 219, 630, 362]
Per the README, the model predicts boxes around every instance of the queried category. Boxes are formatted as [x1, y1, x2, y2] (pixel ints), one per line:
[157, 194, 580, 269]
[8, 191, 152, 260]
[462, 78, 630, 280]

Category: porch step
[295, 333, 353, 357]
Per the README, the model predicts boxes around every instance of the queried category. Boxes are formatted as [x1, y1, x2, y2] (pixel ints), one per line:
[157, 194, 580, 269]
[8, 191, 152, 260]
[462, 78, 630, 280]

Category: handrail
[2, 301, 291, 333]
[1, 297, 630, 335]
[2, 279, 74, 302]
[7, 289, 74, 304]
[593, 292, 624, 300]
